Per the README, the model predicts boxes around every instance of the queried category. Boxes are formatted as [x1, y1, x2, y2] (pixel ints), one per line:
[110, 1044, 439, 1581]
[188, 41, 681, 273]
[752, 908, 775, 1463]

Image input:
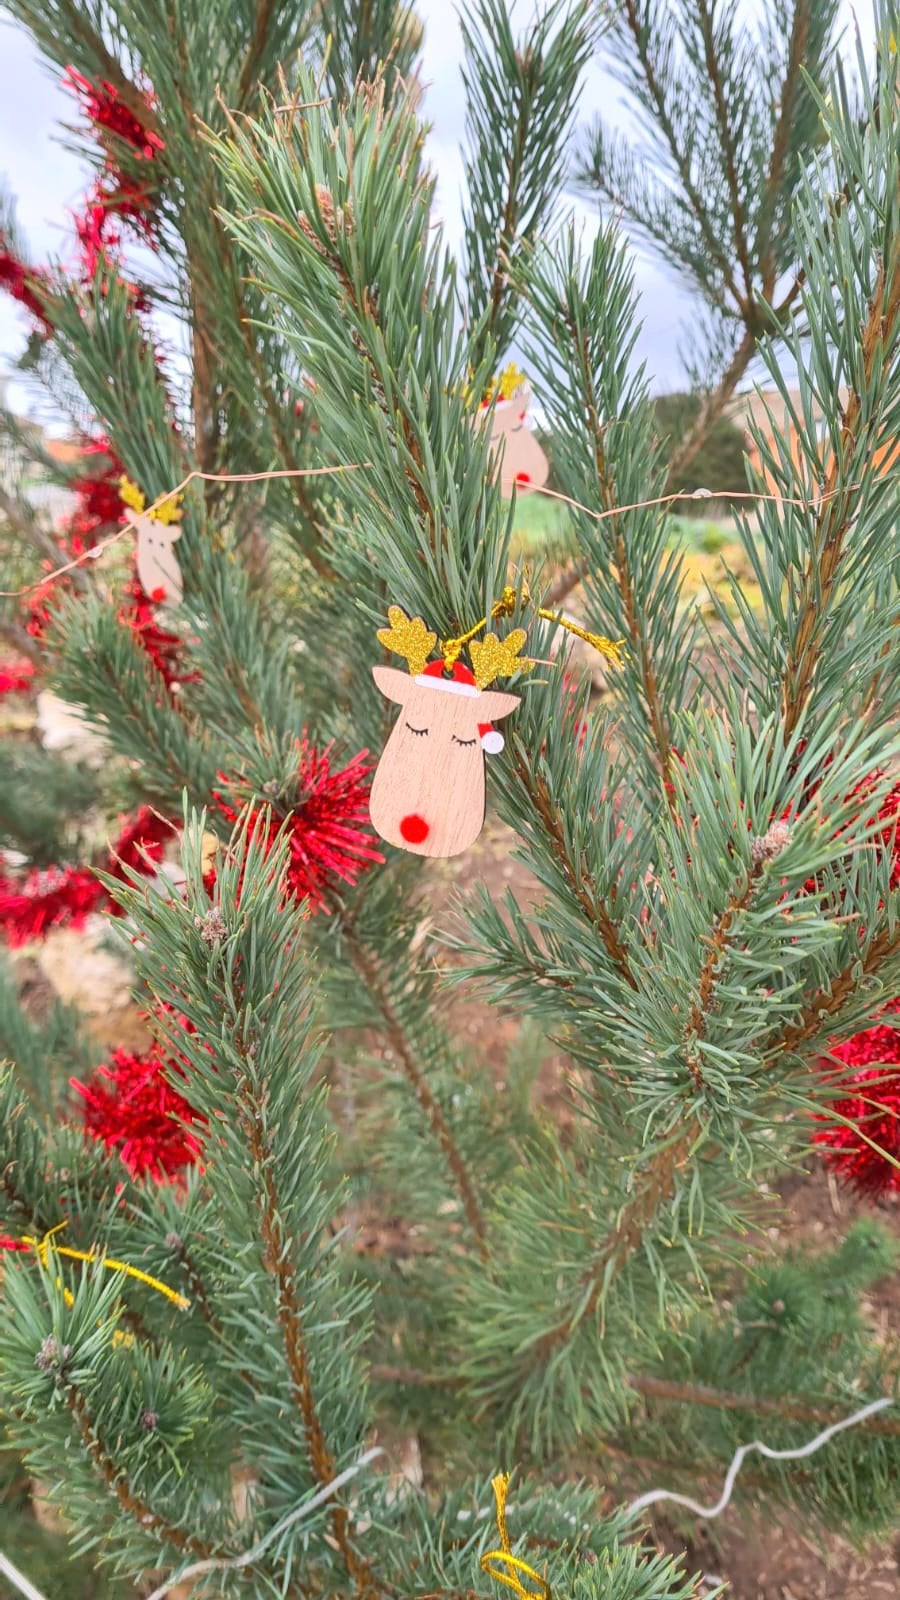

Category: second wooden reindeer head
[120, 477, 184, 608]
[370, 607, 526, 858]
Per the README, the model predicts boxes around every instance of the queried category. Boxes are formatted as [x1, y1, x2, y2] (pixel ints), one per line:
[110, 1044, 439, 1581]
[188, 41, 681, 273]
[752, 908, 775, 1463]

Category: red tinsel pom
[0, 658, 35, 696]
[119, 575, 191, 690]
[0, 240, 53, 330]
[0, 864, 104, 946]
[814, 1001, 900, 1198]
[215, 738, 383, 913]
[0, 808, 176, 945]
[65, 68, 163, 160]
[72, 1040, 201, 1180]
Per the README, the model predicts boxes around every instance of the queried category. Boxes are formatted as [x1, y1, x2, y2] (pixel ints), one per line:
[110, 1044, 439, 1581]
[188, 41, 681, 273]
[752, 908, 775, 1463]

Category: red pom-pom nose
[400, 813, 430, 844]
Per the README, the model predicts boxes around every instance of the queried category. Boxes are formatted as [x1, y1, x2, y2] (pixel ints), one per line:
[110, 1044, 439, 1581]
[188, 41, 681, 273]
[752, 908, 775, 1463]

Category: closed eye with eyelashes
[405, 722, 429, 736]
[452, 734, 477, 747]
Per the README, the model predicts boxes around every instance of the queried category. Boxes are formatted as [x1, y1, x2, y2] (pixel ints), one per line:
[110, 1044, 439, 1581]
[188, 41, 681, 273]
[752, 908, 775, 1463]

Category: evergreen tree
[548, 0, 842, 602]
[0, 2, 898, 1598]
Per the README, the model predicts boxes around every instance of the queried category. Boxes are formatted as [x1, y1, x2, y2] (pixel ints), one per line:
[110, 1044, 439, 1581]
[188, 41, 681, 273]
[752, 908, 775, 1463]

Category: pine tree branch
[620, 0, 745, 309]
[529, 1121, 699, 1368]
[511, 748, 636, 987]
[237, 1068, 375, 1594]
[538, 308, 675, 801]
[0, 619, 42, 666]
[229, 289, 336, 576]
[683, 859, 764, 1090]
[370, 1363, 900, 1439]
[628, 1371, 900, 1433]
[60, 4, 163, 143]
[767, 923, 900, 1061]
[757, 0, 811, 292]
[65, 1382, 214, 1558]
[663, 324, 757, 489]
[694, 0, 755, 308]
[0, 484, 89, 594]
[340, 918, 489, 1257]
[238, 0, 276, 107]
[781, 233, 900, 739]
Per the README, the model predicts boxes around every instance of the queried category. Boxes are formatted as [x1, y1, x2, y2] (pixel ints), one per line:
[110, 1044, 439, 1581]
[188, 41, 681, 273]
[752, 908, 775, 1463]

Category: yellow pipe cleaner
[21, 1222, 189, 1311]
[480, 1473, 552, 1600]
[441, 585, 624, 672]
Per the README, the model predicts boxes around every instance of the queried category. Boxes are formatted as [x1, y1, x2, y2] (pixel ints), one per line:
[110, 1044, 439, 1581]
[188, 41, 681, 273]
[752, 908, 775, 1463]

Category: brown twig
[620, 1, 745, 310]
[781, 235, 900, 739]
[512, 749, 636, 988]
[0, 618, 42, 667]
[341, 920, 489, 1257]
[629, 1372, 900, 1434]
[237, 0, 276, 106]
[238, 1073, 374, 1594]
[768, 924, 900, 1061]
[66, 1383, 213, 1556]
[756, 1, 811, 292]
[695, 0, 755, 307]
[683, 861, 763, 1090]
[541, 316, 676, 801]
[62, 5, 163, 142]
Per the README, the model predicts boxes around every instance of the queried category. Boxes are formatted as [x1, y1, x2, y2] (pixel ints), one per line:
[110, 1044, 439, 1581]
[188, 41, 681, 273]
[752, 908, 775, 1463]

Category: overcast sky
[0, 1, 876, 422]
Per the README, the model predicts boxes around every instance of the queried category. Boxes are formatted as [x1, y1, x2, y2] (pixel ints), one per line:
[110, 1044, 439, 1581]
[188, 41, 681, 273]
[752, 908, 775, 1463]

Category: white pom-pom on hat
[479, 724, 505, 755]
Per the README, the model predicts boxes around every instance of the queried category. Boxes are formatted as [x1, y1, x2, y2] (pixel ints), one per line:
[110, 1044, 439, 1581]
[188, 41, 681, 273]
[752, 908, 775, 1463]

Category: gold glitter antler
[470, 629, 533, 690]
[120, 475, 183, 526]
[376, 605, 437, 677]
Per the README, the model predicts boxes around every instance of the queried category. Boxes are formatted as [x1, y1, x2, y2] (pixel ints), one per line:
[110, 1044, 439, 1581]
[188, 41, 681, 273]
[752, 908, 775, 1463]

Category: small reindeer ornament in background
[120, 477, 184, 607]
[480, 364, 549, 497]
[370, 605, 526, 858]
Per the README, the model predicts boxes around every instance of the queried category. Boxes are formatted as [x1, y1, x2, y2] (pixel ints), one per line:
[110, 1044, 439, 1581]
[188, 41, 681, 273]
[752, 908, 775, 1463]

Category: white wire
[143, 1446, 384, 1600]
[0, 1447, 383, 1600]
[0, 1552, 50, 1600]
[623, 1396, 894, 1522]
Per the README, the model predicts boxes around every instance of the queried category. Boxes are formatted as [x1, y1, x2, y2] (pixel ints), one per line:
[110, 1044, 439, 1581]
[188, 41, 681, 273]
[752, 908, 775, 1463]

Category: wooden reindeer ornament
[120, 477, 184, 608]
[370, 606, 525, 858]
[481, 366, 549, 496]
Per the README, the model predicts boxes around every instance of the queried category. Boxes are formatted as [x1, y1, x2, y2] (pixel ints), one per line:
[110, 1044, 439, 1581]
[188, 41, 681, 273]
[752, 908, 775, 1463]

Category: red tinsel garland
[72, 1032, 201, 1181]
[0, 239, 53, 331]
[0, 658, 35, 697]
[214, 738, 383, 913]
[0, 807, 175, 946]
[814, 1000, 900, 1198]
[65, 69, 163, 160]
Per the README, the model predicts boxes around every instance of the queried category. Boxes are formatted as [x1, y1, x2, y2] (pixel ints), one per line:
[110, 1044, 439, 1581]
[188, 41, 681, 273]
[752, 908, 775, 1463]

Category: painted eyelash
[452, 735, 477, 747]
[405, 722, 428, 736]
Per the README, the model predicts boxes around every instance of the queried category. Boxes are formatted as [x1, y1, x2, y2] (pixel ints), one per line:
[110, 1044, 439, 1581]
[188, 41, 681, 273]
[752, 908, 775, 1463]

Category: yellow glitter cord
[440, 585, 624, 675]
[480, 1473, 552, 1600]
[21, 1223, 189, 1311]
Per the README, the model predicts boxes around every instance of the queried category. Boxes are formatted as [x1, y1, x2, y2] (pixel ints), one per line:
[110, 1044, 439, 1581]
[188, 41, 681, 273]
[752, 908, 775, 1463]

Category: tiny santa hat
[415, 660, 505, 754]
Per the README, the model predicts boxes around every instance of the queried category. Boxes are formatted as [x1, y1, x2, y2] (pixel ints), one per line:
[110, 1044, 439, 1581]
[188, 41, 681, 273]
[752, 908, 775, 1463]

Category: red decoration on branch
[0, 238, 53, 331]
[214, 739, 383, 913]
[119, 575, 192, 691]
[0, 808, 176, 946]
[65, 69, 163, 161]
[814, 1002, 900, 1198]
[0, 658, 36, 697]
[72, 1035, 201, 1181]
[0, 864, 104, 946]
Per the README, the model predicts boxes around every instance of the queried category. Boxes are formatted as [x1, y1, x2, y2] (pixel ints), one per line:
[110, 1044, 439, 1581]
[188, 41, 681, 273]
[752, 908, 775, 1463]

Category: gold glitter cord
[440, 584, 624, 676]
[21, 1223, 190, 1310]
[479, 1473, 552, 1600]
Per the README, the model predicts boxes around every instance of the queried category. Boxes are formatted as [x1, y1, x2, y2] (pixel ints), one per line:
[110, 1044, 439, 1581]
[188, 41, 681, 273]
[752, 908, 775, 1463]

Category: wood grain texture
[488, 393, 550, 495]
[369, 666, 519, 857]
[131, 512, 184, 606]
